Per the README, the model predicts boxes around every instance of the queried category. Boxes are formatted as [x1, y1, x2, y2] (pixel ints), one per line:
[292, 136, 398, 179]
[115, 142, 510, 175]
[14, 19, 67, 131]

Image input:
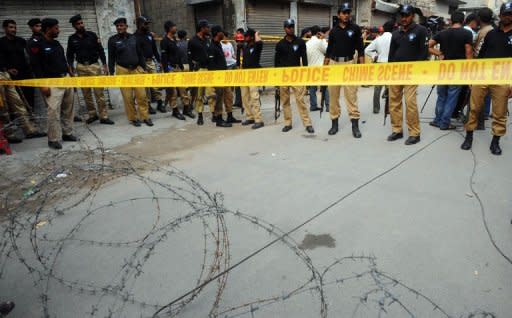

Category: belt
[145, 58, 154, 61]
[331, 56, 353, 62]
[77, 61, 98, 66]
[117, 63, 138, 70]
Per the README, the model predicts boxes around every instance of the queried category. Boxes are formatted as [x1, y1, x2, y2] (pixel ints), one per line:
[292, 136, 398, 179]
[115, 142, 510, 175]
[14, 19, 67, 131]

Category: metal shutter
[0, 0, 99, 50]
[298, 4, 331, 31]
[194, 3, 223, 27]
[246, 1, 290, 67]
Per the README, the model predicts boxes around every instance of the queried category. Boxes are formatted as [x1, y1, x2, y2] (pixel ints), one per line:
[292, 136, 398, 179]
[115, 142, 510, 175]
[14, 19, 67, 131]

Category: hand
[102, 65, 108, 75]
[7, 69, 18, 76]
[40, 87, 51, 97]
[323, 58, 330, 66]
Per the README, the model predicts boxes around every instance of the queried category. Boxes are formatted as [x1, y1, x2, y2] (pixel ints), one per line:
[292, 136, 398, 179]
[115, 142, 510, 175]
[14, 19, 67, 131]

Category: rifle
[320, 86, 327, 118]
[274, 86, 281, 121]
[383, 87, 390, 125]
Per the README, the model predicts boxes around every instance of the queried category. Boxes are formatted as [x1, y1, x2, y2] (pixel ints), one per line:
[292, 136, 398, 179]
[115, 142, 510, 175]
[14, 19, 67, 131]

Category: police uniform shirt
[187, 35, 209, 69]
[389, 23, 428, 62]
[29, 37, 69, 78]
[242, 41, 263, 69]
[160, 35, 181, 72]
[134, 30, 160, 62]
[325, 22, 364, 59]
[107, 33, 146, 74]
[275, 35, 308, 67]
[177, 39, 188, 66]
[207, 41, 227, 71]
[0, 36, 30, 78]
[478, 27, 512, 58]
[66, 31, 107, 66]
[432, 27, 473, 60]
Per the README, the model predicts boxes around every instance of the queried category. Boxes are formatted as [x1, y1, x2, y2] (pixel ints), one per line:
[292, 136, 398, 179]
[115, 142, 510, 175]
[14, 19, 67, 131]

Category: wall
[95, 0, 137, 45]
[141, 0, 196, 38]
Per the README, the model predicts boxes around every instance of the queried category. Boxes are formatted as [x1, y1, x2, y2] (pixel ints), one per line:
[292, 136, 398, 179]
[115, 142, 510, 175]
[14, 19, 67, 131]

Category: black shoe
[429, 121, 439, 128]
[351, 119, 362, 138]
[197, 113, 204, 126]
[148, 105, 157, 115]
[490, 136, 502, 155]
[183, 105, 195, 119]
[328, 119, 339, 135]
[73, 115, 82, 122]
[63, 134, 79, 142]
[440, 124, 456, 130]
[306, 126, 315, 134]
[25, 132, 47, 139]
[172, 108, 185, 120]
[252, 122, 264, 129]
[0, 301, 15, 315]
[157, 100, 167, 113]
[143, 119, 154, 127]
[405, 135, 420, 145]
[461, 131, 473, 150]
[86, 115, 99, 124]
[131, 120, 141, 127]
[7, 135, 22, 144]
[387, 132, 403, 141]
[100, 118, 115, 125]
[226, 112, 242, 124]
[242, 119, 255, 126]
[215, 115, 232, 127]
[48, 141, 62, 149]
[310, 106, 321, 112]
[282, 125, 292, 132]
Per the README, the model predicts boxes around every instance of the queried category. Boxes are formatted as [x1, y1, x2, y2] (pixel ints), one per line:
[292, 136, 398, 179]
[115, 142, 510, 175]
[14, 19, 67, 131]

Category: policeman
[188, 19, 210, 125]
[461, 1, 512, 155]
[387, 4, 428, 145]
[324, 2, 364, 138]
[275, 19, 314, 134]
[240, 28, 264, 129]
[134, 16, 161, 114]
[206, 25, 232, 127]
[29, 18, 78, 150]
[26, 18, 43, 112]
[160, 20, 187, 120]
[0, 19, 45, 141]
[108, 17, 152, 127]
[67, 14, 114, 125]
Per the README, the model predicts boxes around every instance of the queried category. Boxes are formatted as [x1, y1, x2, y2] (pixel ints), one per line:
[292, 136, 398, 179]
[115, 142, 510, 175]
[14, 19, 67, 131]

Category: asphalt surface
[0, 86, 511, 318]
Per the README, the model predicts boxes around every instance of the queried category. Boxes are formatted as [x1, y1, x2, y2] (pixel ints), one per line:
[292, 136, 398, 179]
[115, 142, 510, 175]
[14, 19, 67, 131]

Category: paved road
[1, 86, 511, 318]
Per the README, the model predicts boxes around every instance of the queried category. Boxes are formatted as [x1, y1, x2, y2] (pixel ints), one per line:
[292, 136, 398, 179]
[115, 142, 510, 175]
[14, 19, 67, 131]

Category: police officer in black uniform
[188, 19, 210, 125]
[134, 16, 161, 114]
[67, 14, 114, 125]
[387, 4, 428, 145]
[207, 25, 233, 128]
[324, 2, 364, 138]
[29, 18, 78, 149]
[275, 19, 314, 134]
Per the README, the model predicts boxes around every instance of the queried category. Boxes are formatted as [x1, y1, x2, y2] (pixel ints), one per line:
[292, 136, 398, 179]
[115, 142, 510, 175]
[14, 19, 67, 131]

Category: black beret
[69, 14, 82, 25]
[27, 18, 41, 27]
[41, 18, 59, 31]
[113, 17, 127, 25]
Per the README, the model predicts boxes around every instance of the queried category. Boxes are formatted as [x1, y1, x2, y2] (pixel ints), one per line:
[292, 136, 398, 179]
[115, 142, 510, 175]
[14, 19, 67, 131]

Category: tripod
[420, 85, 436, 113]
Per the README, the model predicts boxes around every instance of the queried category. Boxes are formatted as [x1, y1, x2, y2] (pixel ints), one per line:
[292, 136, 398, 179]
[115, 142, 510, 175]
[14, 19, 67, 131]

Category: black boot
[351, 118, 362, 138]
[197, 112, 204, 125]
[490, 135, 502, 155]
[172, 108, 185, 120]
[215, 115, 232, 128]
[328, 118, 339, 135]
[157, 100, 167, 113]
[183, 105, 195, 119]
[460, 131, 473, 150]
[226, 112, 241, 124]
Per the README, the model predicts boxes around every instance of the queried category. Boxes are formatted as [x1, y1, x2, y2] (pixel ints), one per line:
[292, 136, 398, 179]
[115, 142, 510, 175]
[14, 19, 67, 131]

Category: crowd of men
[0, 1, 511, 154]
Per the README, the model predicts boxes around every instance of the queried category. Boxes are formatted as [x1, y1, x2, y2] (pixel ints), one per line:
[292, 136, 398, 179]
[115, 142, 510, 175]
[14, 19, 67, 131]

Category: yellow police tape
[1, 58, 511, 88]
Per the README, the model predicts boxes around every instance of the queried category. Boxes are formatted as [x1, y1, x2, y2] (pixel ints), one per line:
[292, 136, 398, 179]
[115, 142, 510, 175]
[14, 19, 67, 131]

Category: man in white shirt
[306, 25, 329, 112]
[364, 20, 394, 114]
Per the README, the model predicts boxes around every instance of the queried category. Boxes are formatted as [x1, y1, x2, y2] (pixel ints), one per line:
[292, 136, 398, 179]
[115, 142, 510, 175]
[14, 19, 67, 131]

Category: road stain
[298, 233, 336, 250]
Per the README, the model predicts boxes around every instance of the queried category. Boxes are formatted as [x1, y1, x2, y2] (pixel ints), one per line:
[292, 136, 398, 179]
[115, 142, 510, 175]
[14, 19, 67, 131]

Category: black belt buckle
[332, 56, 352, 62]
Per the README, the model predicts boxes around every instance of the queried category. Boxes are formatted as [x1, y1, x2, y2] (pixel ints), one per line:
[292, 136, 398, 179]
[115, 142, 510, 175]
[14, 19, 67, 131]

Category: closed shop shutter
[298, 4, 331, 31]
[246, 1, 290, 67]
[0, 0, 103, 119]
[194, 2, 223, 27]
